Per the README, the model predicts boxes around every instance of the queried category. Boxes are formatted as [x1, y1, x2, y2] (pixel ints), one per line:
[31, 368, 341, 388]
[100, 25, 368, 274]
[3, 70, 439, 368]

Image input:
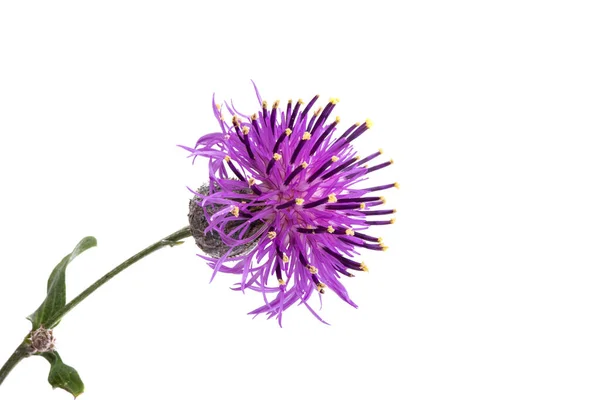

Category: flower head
[183, 84, 397, 324]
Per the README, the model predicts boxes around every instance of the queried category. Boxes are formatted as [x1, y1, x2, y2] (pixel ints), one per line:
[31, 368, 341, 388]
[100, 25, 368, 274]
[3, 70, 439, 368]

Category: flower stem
[0, 225, 192, 386]
[0, 343, 29, 386]
[46, 225, 192, 327]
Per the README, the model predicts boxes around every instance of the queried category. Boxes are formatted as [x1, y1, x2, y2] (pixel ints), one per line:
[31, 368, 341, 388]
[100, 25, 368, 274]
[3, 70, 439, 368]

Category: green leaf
[40, 351, 85, 398]
[27, 236, 97, 329]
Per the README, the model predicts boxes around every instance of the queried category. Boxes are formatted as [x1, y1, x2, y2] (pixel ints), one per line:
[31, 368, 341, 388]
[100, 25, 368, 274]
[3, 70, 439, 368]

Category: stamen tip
[331, 156, 339, 162]
[317, 283, 326, 293]
[394, 182, 400, 189]
[268, 231, 277, 240]
[295, 198, 305, 205]
[231, 206, 240, 217]
[285, 128, 292, 136]
[302, 131, 312, 140]
[366, 119, 373, 128]
[273, 153, 282, 161]
[327, 194, 337, 203]
[327, 226, 335, 233]
[345, 228, 354, 236]
[224, 155, 231, 162]
[301, 161, 308, 169]
[360, 262, 369, 272]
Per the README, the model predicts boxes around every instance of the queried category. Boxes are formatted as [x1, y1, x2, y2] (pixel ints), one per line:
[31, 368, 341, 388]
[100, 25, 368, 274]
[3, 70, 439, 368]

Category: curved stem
[0, 343, 29, 386]
[46, 226, 192, 327]
[0, 225, 192, 386]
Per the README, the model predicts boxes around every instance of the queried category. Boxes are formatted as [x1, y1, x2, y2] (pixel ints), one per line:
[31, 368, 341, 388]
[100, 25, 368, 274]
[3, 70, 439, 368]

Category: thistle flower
[183, 84, 397, 324]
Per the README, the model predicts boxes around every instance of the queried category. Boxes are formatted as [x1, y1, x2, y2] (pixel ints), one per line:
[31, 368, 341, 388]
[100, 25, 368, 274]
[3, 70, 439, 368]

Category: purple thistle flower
[183, 83, 397, 325]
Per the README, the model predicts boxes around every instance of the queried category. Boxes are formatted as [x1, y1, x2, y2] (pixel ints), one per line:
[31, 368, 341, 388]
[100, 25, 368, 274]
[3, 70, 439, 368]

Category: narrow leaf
[27, 236, 97, 329]
[40, 351, 85, 398]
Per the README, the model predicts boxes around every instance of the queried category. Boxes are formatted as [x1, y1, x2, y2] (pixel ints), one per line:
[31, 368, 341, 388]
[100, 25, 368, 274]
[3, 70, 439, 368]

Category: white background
[1, 1, 599, 399]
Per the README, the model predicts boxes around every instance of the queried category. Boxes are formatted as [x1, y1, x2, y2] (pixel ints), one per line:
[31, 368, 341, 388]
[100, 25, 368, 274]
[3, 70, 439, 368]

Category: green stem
[0, 343, 29, 386]
[46, 226, 192, 327]
[0, 226, 192, 386]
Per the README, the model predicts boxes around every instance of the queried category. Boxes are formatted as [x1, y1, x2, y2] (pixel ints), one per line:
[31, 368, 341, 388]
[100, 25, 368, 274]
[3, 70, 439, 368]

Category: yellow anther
[248, 178, 256, 187]
[394, 182, 400, 189]
[308, 265, 318, 274]
[360, 263, 369, 272]
[380, 196, 386, 204]
[251, 113, 258, 120]
[381, 245, 389, 251]
[331, 156, 339, 162]
[273, 100, 280, 109]
[317, 283, 326, 293]
[295, 198, 305, 206]
[390, 158, 394, 164]
[268, 231, 277, 240]
[327, 194, 337, 203]
[366, 119, 373, 128]
[335, 116, 341, 123]
[242, 126, 250, 135]
[232, 116, 240, 126]
[354, 121, 361, 126]
[354, 155, 361, 161]
[282, 254, 289, 263]
[378, 237, 383, 243]
[298, 98, 304, 105]
[273, 153, 282, 161]
[345, 228, 354, 236]
[216, 104, 221, 111]
[231, 206, 240, 217]
[285, 128, 292, 136]
[327, 226, 335, 233]
[301, 162, 308, 169]
[390, 218, 396, 224]
[287, 99, 292, 104]
[278, 279, 286, 286]
[262, 100, 268, 108]
[379, 148, 384, 154]
[224, 155, 231, 162]
[313, 106, 323, 117]
[329, 97, 340, 104]
[359, 203, 366, 210]
[302, 132, 311, 140]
